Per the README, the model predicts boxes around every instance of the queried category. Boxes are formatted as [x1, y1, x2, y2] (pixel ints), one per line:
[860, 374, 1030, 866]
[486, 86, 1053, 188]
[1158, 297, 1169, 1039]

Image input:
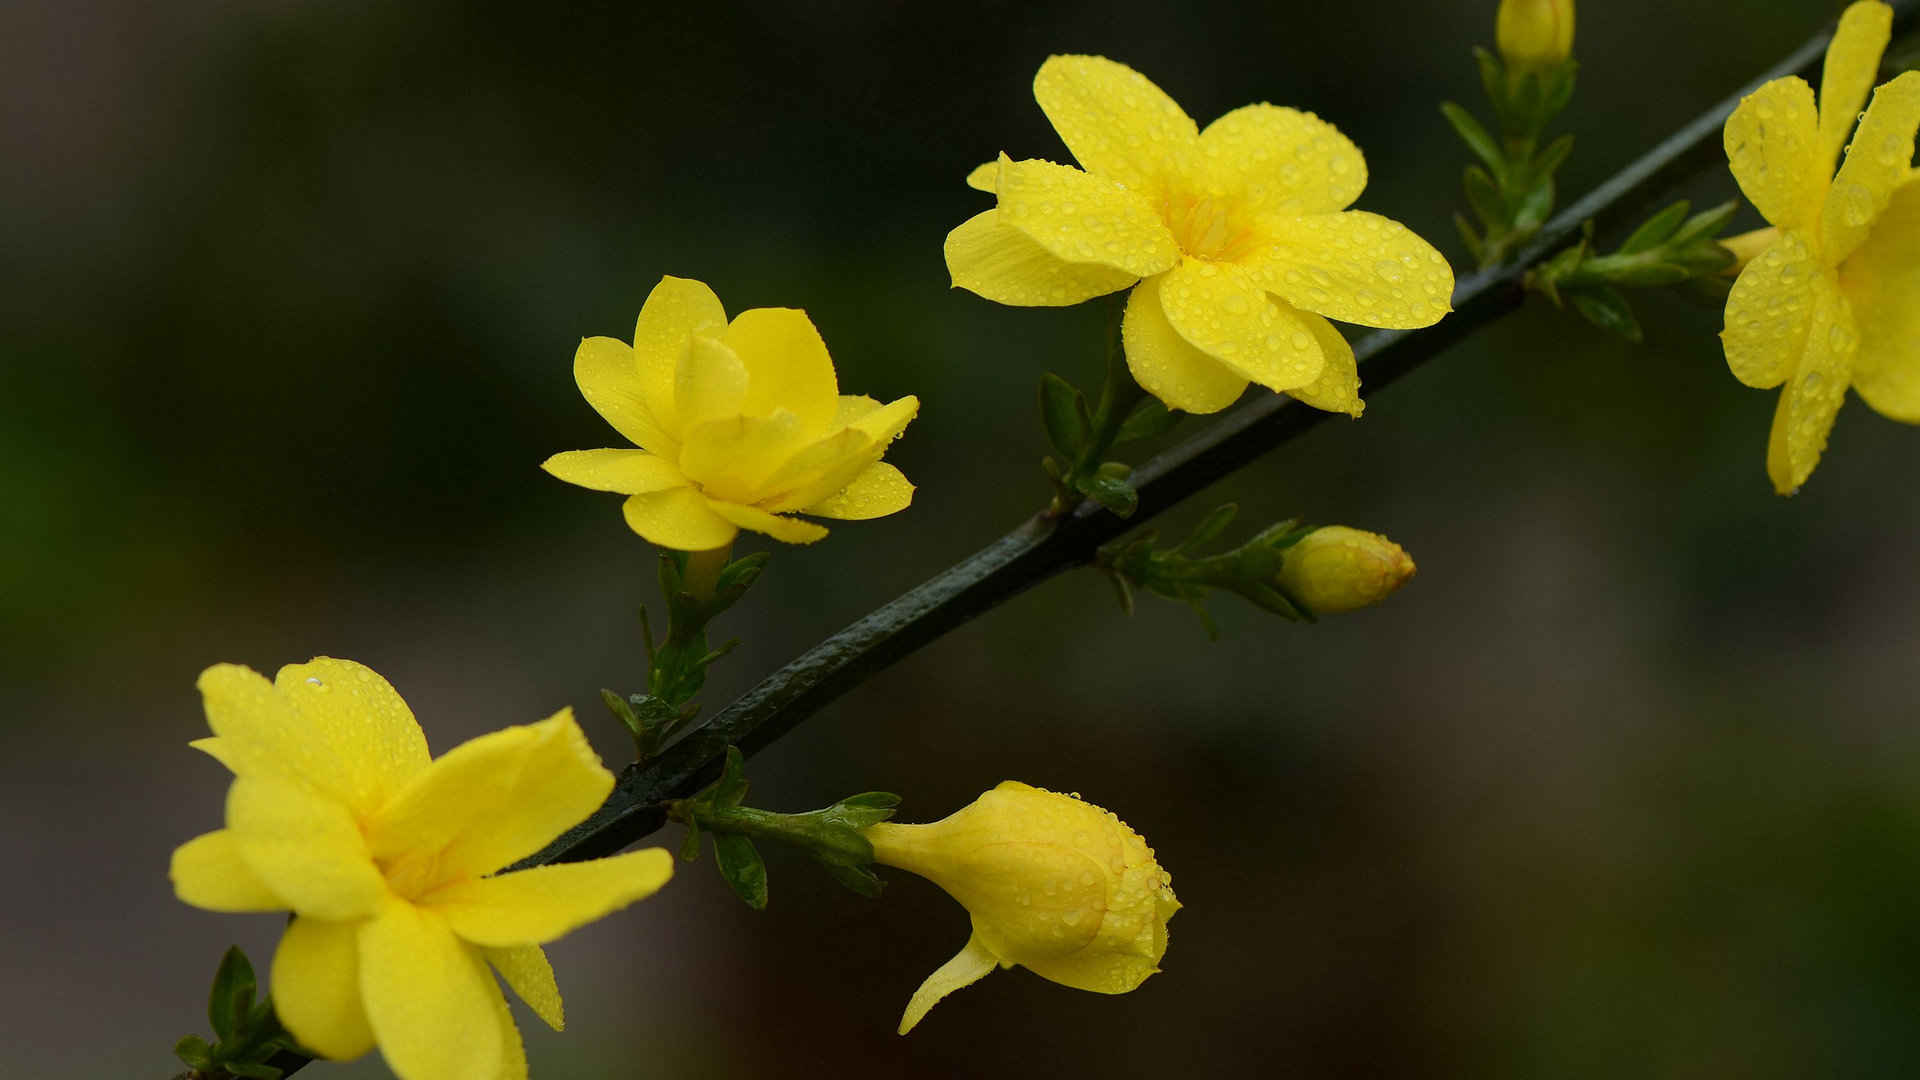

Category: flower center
[378, 847, 452, 902]
[1164, 194, 1254, 262]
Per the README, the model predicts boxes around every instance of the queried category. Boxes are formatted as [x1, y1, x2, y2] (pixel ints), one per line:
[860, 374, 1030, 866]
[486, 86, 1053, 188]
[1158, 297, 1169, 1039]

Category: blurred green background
[7, 0, 1920, 1076]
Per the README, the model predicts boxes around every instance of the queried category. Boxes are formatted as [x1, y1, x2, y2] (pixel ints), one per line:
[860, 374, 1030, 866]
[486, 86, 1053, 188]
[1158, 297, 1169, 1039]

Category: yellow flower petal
[678, 413, 807, 504]
[996, 157, 1180, 278]
[1726, 76, 1825, 231]
[491, 968, 530, 1080]
[833, 394, 881, 426]
[1845, 179, 1920, 420]
[964, 160, 998, 192]
[1197, 104, 1367, 215]
[1285, 309, 1364, 417]
[723, 308, 840, 436]
[620, 487, 739, 551]
[170, 829, 285, 912]
[1766, 274, 1858, 494]
[1722, 230, 1817, 389]
[1821, 72, 1920, 265]
[360, 901, 505, 1080]
[675, 334, 750, 430]
[848, 395, 919, 446]
[1120, 275, 1249, 414]
[1158, 258, 1324, 390]
[272, 916, 375, 1061]
[485, 945, 564, 1032]
[540, 449, 687, 495]
[706, 499, 831, 544]
[1818, 0, 1895, 172]
[805, 461, 914, 520]
[1243, 211, 1454, 329]
[189, 736, 237, 772]
[365, 709, 614, 884]
[632, 274, 729, 436]
[429, 849, 676, 948]
[574, 336, 677, 457]
[757, 428, 871, 510]
[270, 659, 432, 817]
[226, 776, 386, 921]
[1033, 54, 1198, 196]
[897, 932, 1001, 1036]
[945, 209, 1139, 307]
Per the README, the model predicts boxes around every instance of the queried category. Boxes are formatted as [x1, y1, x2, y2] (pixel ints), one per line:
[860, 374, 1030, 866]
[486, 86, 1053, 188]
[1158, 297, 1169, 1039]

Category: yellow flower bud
[1276, 525, 1416, 614]
[1496, 0, 1575, 70]
[864, 781, 1179, 1034]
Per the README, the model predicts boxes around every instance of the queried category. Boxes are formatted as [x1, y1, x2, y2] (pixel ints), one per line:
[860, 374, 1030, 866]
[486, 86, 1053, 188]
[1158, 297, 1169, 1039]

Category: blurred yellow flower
[947, 55, 1453, 417]
[545, 275, 919, 550]
[864, 781, 1179, 1034]
[1496, 0, 1575, 71]
[169, 658, 673, 1080]
[1276, 525, 1416, 614]
[1721, 0, 1920, 493]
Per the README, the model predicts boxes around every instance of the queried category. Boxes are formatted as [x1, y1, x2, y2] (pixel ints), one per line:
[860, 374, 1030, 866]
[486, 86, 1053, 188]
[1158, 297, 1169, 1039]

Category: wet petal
[723, 308, 839, 436]
[1821, 72, 1920, 265]
[540, 450, 687, 495]
[1766, 274, 1857, 494]
[272, 916, 375, 1061]
[1120, 276, 1249, 414]
[675, 335, 750, 430]
[574, 337, 677, 457]
[677, 413, 807, 504]
[805, 461, 914, 520]
[1242, 211, 1454, 329]
[226, 776, 385, 921]
[631, 275, 728, 436]
[1285, 310, 1364, 417]
[429, 849, 675, 948]
[707, 499, 830, 544]
[945, 209, 1138, 307]
[1033, 55, 1198, 196]
[360, 901, 504, 1080]
[1158, 258, 1324, 391]
[1846, 179, 1920, 420]
[170, 829, 285, 912]
[1198, 104, 1366, 215]
[1819, 0, 1895, 172]
[898, 932, 1002, 1035]
[620, 487, 739, 551]
[1726, 76, 1825, 230]
[997, 157, 1179, 278]
[964, 161, 998, 192]
[1722, 230, 1817, 389]
[485, 945, 564, 1032]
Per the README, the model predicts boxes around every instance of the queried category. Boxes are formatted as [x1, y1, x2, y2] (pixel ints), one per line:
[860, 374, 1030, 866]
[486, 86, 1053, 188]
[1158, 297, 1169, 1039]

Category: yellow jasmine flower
[1276, 525, 1417, 614]
[863, 781, 1179, 1034]
[169, 658, 674, 1080]
[946, 55, 1453, 417]
[545, 275, 920, 550]
[1497, 0, 1575, 72]
[1721, 0, 1920, 493]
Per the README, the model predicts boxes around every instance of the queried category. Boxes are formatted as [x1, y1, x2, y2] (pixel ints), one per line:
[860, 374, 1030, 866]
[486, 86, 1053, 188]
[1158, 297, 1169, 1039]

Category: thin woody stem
[241, 3, 1916, 1072]
[529, 0, 1919, 866]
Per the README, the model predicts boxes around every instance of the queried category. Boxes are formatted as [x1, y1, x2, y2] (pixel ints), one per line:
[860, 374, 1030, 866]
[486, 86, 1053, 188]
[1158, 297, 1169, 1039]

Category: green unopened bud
[1497, 0, 1574, 70]
[1276, 526, 1416, 614]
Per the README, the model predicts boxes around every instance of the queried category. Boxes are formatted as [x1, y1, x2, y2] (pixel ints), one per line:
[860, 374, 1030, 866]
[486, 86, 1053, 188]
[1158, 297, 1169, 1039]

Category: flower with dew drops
[945, 55, 1454, 418]
[169, 657, 674, 1080]
[1276, 525, 1417, 614]
[545, 275, 920, 550]
[1720, 0, 1920, 493]
[863, 781, 1178, 1034]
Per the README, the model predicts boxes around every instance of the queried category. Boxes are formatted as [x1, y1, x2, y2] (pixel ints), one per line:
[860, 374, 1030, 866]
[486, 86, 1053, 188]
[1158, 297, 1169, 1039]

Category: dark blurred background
[8, 0, 1920, 1076]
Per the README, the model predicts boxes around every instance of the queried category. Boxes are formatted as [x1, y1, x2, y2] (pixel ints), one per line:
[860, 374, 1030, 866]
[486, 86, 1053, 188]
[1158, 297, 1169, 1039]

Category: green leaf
[1038, 373, 1091, 458]
[1114, 397, 1181, 443]
[1601, 259, 1694, 287]
[174, 1034, 216, 1070]
[822, 860, 885, 898]
[1453, 211, 1484, 263]
[1669, 199, 1740, 247]
[1513, 174, 1555, 231]
[1530, 133, 1575, 186]
[600, 689, 643, 739]
[824, 792, 901, 831]
[713, 551, 770, 605]
[1106, 569, 1136, 615]
[1077, 471, 1138, 518]
[1462, 165, 1505, 228]
[1174, 504, 1238, 554]
[1473, 47, 1506, 113]
[208, 946, 257, 1042]
[678, 818, 703, 862]
[712, 746, 749, 809]
[1442, 103, 1506, 183]
[1541, 60, 1578, 118]
[1618, 200, 1691, 255]
[1569, 286, 1643, 343]
[225, 1063, 285, 1080]
[713, 833, 769, 910]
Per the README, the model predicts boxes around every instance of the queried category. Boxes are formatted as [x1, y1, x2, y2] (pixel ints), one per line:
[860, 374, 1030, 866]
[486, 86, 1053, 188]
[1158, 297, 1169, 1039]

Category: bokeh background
[8, 0, 1920, 1076]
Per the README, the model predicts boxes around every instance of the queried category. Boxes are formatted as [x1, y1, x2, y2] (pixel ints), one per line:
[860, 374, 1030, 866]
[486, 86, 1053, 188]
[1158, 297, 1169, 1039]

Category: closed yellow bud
[1277, 525, 1416, 614]
[1497, 0, 1575, 70]
[864, 781, 1179, 1034]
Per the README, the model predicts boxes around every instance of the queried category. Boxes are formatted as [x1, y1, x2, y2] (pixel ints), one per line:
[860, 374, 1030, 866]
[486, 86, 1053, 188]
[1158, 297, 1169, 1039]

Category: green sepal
[1039, 373, 1092, 459]
[1618, 199, 1692, 255]
[713, 551, 770, 608]
[1462, 164, 1505, 227]
[1173, 503, 1238, 554]
[1441, 102, 1506, 182]
[712, 746, 750, 809]
[1114, 397, 1181, 444]
[823, 860, 886, 899]
[174, 1034, 216, 1070]
[1569, 286, 1643, 343]
[713, 833, 769, 910]
[678, 817, 703, 862]
[1077, 468, 1139, 518]
[208, 945, 257, 1043]
[821, 791, 902, 833]
[1531, 134, 1575, 185]
[1454, 212, 1484, 263]
[1513, 173, 1555, 232]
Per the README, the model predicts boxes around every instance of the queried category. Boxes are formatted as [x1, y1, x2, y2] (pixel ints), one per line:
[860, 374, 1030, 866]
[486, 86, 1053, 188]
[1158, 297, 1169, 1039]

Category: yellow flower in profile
[1720, 0, 1920, 494]
[863, 781, 1179, 1034]
[946, 55, 1454, 417]
[1497, 0, 1575, 72]
[545, 275, 919, 550]
[1277, 525, 1417, 614]
[169, 658, 674, 1080]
